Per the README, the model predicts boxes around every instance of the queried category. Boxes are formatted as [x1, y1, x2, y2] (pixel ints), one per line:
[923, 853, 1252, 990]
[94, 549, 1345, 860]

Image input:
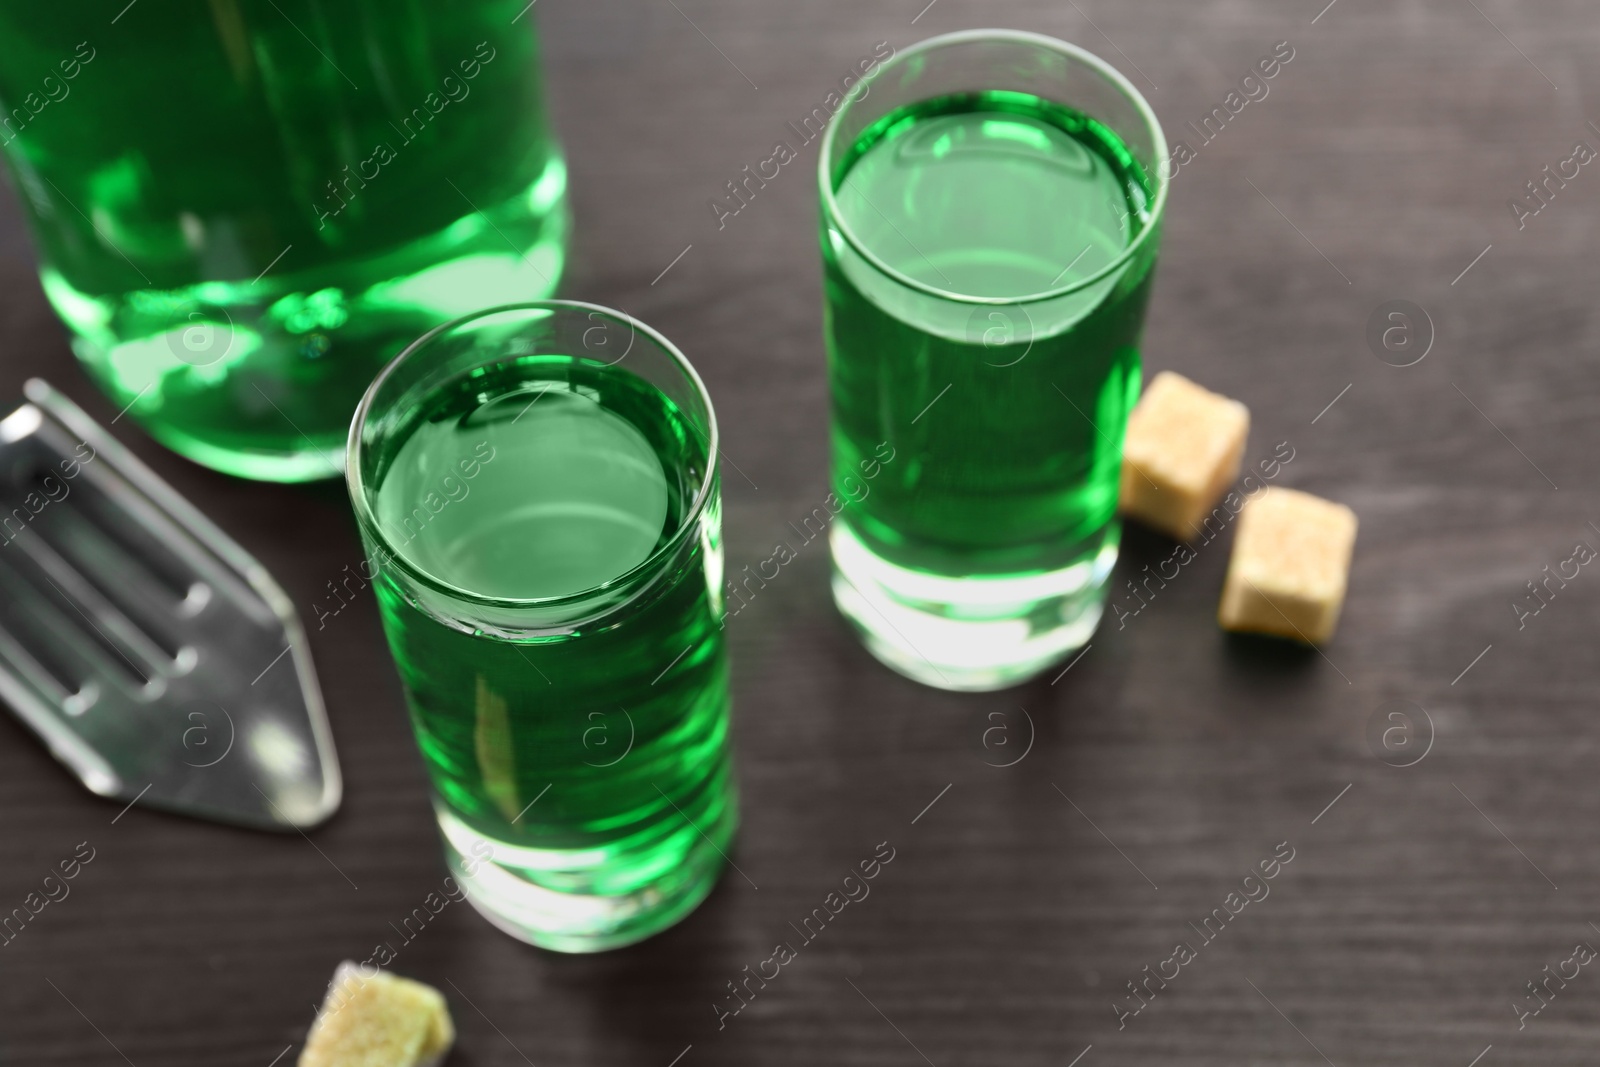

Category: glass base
[59, 157, 568, 483]
[437, 804, 733, 953]
[136, 422, 348, 483]
[830, 519, 1117, 692]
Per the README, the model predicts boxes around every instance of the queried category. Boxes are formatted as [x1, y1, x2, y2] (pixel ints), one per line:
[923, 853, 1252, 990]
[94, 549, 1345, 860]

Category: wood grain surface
[2, 1, 1598, 1064]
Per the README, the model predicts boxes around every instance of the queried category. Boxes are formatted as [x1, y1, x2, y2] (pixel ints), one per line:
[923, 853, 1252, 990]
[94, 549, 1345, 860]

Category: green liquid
[0, 3, 566, 481]
[823, 91, 1160, 688]
[367, 355, 734, 949]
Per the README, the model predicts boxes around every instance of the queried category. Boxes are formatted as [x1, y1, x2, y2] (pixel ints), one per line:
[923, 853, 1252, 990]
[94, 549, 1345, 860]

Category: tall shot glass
[818, 30, 1169, 691]
[347, 302, 736, 952]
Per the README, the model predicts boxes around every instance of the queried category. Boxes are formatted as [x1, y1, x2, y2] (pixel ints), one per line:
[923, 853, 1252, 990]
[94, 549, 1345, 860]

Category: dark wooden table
[3, 1, 1597, 1064]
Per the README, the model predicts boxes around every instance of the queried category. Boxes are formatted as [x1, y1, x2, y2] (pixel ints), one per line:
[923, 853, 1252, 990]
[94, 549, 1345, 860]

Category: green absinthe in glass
[823, 90, 1160, 690]
[0, 3, 567, 481]
[364, 354, 733, 952]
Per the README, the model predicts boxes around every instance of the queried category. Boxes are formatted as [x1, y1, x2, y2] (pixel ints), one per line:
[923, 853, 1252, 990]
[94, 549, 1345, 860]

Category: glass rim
[345, 299, 721, 610]
[816, 27, 1170, 307]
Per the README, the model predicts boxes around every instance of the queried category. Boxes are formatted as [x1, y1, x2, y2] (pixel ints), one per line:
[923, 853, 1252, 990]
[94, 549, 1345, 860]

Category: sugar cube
[1120, 371, 1250, 540]
[1218, 487, 1358, 644]
[300, 961, 455, 1067]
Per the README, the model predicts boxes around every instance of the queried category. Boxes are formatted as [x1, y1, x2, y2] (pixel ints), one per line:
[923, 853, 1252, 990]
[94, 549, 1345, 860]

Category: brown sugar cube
[1218, 487, 1358, 644]
[300, 961, 455, 1067]
[1120, 371, 1251, 540]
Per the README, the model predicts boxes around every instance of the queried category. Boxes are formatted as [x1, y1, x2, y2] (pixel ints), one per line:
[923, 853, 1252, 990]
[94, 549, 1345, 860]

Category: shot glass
[347, 301, 736, 952]
[818, 29, 1168, 691]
